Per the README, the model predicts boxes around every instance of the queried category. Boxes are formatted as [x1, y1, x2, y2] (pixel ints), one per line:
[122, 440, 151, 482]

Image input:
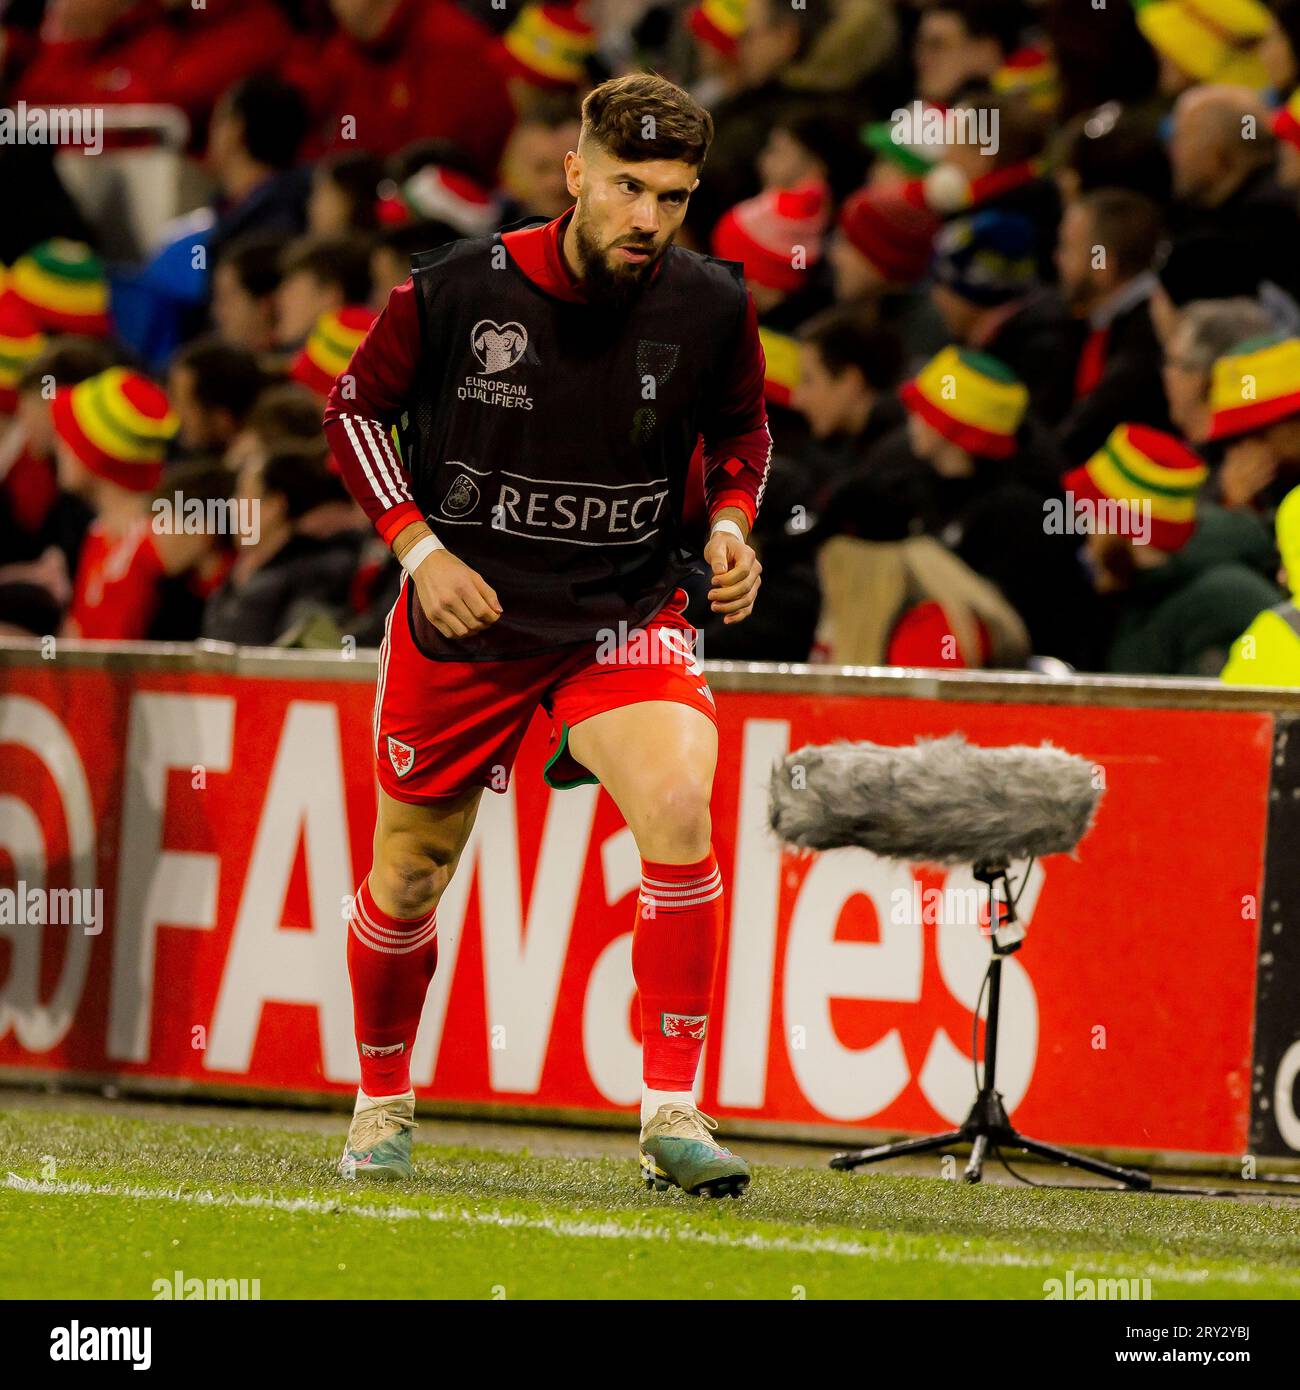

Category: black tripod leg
[1012, 1135, 1151, 1189]
[963, 1134, 988, 1184]
[830, 1129, 966, 1171]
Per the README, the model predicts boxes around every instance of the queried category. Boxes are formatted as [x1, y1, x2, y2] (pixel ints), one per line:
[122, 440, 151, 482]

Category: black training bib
[400, 221, 748, 660]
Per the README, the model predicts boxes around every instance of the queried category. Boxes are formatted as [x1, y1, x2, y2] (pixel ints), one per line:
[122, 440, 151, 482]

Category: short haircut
[1079, 188, 1164, 280]
[931, 0, 1026, 53]
[798, 307, 904, 391]
[1173, 298, 1276, 373]
[217, 235, 285, 298]
[580, 73, 714, 169]
[316, 152, 386, 231]
[170, 337, 268, 418]
[261, 444, 349, 519]
[222, 74, 309, 171]
[244, 383, 329, 447]
[278, 234, 374, 304]
[18, 335, 123, 393]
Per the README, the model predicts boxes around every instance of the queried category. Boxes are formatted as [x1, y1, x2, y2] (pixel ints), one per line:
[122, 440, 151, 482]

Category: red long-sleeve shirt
[323, 207, 771, 549]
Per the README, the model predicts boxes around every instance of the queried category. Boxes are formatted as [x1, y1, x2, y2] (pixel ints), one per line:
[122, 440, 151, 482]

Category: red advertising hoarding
[0, 651, 1275, 1156]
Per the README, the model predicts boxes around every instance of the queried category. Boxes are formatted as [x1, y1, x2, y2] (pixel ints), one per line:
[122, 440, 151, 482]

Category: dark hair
[931, 0, 1026, 54]
[261, 444, 349, 519]
[244, 383, 329, 448]
[1078, 187, 1164, 280]
[376, 218, 461, 261]
[170, 337, 268, 418]
[775, 106, 870, 202]
[390, 137, 490, 187]
[1053, 105, 1171, 203]
[217, 234, 285, 298]
[18, 335, 123, 393]
[580, 73, 714, 168]
[279, 234, 373, 304]
[799, 308, 903, 391]
[222, 74, 309, 171]
[514, 90, 582, 132]
[316, 152, 386, 232]
[153, 459, 235, 510]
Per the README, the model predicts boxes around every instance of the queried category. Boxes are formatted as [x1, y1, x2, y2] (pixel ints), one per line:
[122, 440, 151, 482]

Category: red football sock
[347, 876, 438, 1096]
[632, 847, 724, 1091]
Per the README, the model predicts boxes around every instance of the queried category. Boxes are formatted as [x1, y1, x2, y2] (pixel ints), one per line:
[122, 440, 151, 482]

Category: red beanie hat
[837, 185, 940, 287]
[711, 180, 829, 294]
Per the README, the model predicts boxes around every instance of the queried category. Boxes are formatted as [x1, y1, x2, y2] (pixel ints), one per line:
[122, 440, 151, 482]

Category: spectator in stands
[1222, 484, 1300, 685]
[371, 222, 461, 302]
[1054, 187, 1171, 464]
[275, 235, 374, 351]
[167, 338, 269, 454]
[206, 75, 311, 266]
[912, 0, 1024, 104]
[496, 92, 583, 224]
[8, 240, 112, 338]
[1136, 0, 1272, 96]
[1052, 104, 1172, 208]
[50, 367, 217, 640]
[891, 345, 1091, 661]
[308, 153, 387, 238]
[2, 336, 124, 571]
[1261, 0, 1300, 96]
[925, 89, 1060, 274]
[1169, 85, 1300, 304]
[682, 0, 839, 246]
[211, 236, 284, 355]
[1065, 423, 1280, 675]
[283, 0, 516, 180]
[1204, 336, 1300, 515]
[1147, 232, 1291, 348]
[757, 109, 871, 207]
[201, 445, 365, 647]
[225, 383, 330, 476]
[793, 307, 905, 462]
[1161, 298, 1274, 445]
[289, 308, 377, 405]
[13, 0, 293, 143]
[928, 210, 1078, 429]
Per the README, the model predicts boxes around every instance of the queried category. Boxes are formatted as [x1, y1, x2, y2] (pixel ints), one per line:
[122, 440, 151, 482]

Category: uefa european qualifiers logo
[459, 319, 534, 410]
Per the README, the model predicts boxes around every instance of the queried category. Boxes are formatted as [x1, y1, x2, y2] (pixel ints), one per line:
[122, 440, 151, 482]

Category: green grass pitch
[3, 1106, 1300, 1300]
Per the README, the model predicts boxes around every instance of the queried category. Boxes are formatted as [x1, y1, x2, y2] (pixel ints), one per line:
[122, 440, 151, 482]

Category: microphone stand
[830, 858, 1151, 1188]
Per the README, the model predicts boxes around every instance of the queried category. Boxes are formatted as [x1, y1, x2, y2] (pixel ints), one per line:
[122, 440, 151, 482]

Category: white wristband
[711, 519, 745, 543]
[399, 532, 444, 575]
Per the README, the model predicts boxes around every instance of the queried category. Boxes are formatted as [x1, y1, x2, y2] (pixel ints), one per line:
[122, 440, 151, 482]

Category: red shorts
[373, 580, 717, 803]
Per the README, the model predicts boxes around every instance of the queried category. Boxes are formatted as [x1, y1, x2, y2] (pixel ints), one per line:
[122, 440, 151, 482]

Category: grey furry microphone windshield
[768, 735, 1102, 865]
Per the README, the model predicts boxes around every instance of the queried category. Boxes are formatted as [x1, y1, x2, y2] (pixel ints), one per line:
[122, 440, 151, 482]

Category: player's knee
[638, 779, 712, 860]
[374, 842, 454, 918]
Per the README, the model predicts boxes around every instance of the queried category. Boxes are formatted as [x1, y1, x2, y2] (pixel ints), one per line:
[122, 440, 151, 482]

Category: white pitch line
[5, 1173, 1293, 1287]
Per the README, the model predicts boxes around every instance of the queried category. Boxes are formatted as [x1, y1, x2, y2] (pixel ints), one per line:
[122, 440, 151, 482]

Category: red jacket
[283, 0, 516, 177]
[15, 0, 293, 137]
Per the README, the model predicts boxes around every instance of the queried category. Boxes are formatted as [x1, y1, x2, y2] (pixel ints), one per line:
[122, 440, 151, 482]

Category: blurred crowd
[4, 0, 1300, 681]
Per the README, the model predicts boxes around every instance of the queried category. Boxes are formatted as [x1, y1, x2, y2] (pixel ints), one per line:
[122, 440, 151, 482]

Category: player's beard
[572, 207, 667, 310]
